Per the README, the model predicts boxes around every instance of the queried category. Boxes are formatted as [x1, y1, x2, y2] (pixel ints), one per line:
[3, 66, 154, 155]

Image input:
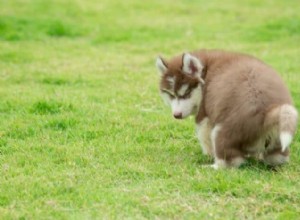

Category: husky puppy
[156, 50, 298, 169]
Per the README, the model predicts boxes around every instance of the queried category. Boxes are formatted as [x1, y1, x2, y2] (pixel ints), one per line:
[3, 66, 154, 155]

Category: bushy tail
[265, 104, 298, 151]
[279, 104, 298, 151]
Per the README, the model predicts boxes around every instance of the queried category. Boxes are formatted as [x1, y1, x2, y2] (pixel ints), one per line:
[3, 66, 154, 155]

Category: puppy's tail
[265, 104, 298, 152]
[279, 105, 298, 151]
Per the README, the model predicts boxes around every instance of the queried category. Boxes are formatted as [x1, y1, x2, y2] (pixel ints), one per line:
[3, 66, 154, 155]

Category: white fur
[156, 57, 167, 75]
[166, 77, 175, 91]
[178, 84, 189, 96]
[161, 92, 171, 106]
[196, 118, 213, 156]
[280, 104, 298, 121]
[231, 157, 245, 167]
[170, 99, 180, 114]
[212, 158, 227, 170]
[171, 99, 190, 116]
[280, 132, 292, 152]
[279, 104, 298, 151]
[182, 53, 203, 78]
[210, 124, 223, 169]
[169, 84, 202, 118]
[210, 157, 245, 169]
[166, 77, 175, 87]
[211, 124, 221, 154]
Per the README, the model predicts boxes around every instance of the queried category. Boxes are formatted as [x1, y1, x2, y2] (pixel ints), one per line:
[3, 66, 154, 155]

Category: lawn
[0, 0, 300, 219]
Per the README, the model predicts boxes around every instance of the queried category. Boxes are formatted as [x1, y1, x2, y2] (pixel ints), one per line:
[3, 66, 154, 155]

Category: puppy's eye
[184, 93, 191, 98]
[168, 93, 175, 99]
[162, 89, 175, 98]
[178, 89, 191, 99]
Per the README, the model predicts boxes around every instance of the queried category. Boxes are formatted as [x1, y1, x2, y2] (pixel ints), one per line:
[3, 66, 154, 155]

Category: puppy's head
[156, 53, 205, 119]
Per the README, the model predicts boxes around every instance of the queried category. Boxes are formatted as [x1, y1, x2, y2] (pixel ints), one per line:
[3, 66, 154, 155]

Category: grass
[0, 0, 300, 219]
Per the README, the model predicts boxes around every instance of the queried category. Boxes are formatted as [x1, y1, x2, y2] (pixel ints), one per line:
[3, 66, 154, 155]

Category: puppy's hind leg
[264, 104, 298, 152]
[262, 104, 298, 166]
[210, 124, 246, 169]
[263, 142, 290, 166]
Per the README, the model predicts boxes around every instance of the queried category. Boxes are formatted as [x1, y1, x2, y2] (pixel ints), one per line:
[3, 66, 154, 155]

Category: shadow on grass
[196, 154, 283, 172]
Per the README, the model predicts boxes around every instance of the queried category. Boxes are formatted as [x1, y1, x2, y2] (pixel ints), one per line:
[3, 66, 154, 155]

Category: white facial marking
[167, 77, 174, 83]
[178, 84, 189, 96]
[168, 84, 202, 118]
[171, 99, 181, 115]
[171, 98, 190, 115]
[160, 92, 171, 106]
[166, 77, 175, 89]
[156, 57, 167, 75]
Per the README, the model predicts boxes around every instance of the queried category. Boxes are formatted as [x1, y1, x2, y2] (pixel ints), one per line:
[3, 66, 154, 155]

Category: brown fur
[159, 49, 298, 167]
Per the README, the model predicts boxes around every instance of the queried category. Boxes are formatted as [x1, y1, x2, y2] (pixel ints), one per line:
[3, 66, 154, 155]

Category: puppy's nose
[173, 112, 183, 119]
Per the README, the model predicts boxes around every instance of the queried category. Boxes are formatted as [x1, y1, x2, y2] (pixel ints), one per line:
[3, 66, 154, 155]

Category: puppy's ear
[182, 53, 203, 78]
[156, 56, 168, 75]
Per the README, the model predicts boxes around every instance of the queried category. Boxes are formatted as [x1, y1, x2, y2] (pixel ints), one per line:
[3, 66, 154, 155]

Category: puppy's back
[203, 51, 294, 144]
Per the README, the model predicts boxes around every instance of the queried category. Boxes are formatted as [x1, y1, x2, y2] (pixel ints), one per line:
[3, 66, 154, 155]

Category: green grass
[0, 0, 300, 219]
